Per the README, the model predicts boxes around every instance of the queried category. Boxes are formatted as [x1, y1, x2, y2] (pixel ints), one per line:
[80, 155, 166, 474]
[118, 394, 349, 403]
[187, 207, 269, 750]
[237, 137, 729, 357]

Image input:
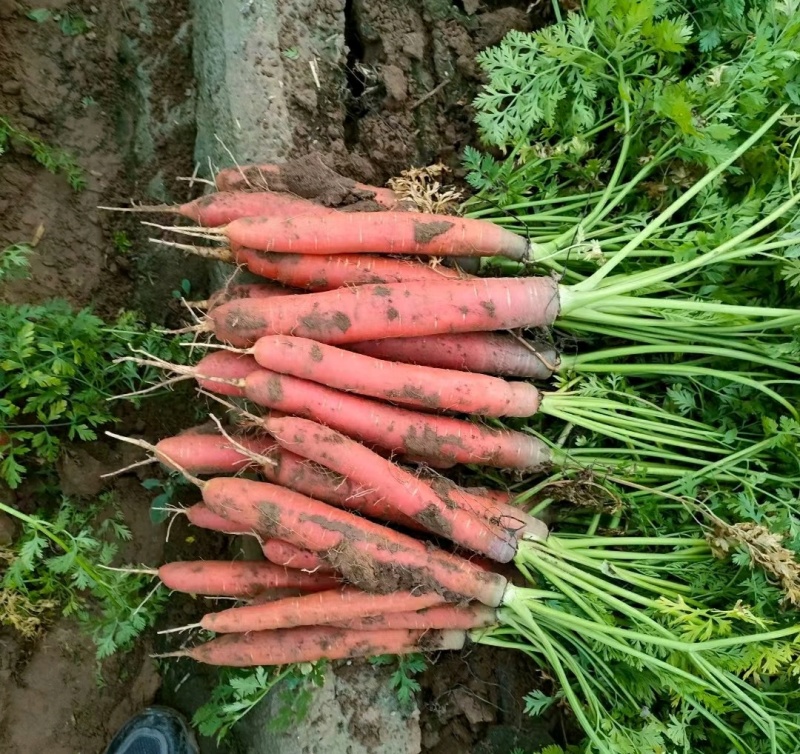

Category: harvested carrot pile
[107, 150, 800, 753]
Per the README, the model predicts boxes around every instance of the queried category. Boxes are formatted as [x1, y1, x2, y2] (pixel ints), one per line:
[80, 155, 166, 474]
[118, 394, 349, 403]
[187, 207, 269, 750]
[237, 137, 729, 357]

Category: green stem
[573, 106, 788, 290]
[552, 535, 708, 548]
[564, 344, 800, 375]
[565, 292, 800, 319]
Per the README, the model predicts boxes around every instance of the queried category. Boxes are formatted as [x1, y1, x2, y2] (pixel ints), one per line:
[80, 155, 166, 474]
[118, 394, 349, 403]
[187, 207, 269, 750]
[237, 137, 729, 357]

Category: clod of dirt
[382, 64, 409, 106]
[274, 152, 385, 207]
[474, 8, 533, 49]
[56, 444, 116, 498]
[450, 688, 495, 726]
[419, 645, 560, 754]
[0, 0, 16, 20]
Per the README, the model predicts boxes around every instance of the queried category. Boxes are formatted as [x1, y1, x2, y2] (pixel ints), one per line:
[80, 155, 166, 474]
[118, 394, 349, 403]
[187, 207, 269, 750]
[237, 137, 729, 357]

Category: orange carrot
[235, 248, 468, 291]
[262, 539, 335, 573]
[237, 368, 551, 470]
[200, 587, 447, 633]
[193, 351, 261, 397]
[262, 415, 519, 562]
[203, 277, 560, 346]
[258, 445, 421, 530]
[204, 212, 529, 260]
[426, 477, 547, 541]
[331, 603, 498, 631]
[158, 560, 339, 597]
[166, 626, 466, 667]
[402, 454, 457, 469]
[108, 191, 330, 227]
[157, 430, 421, 529]
[203, 282, 297, 310]
[214, 161, 404, 210]
[347, 333, 559, 379]
[182, 508, 340, 577]
[184, 503, 256, 535]
[154, 432, 273, 475]
[160, 428, 528, 536]
[251, 335, 542, 417]
[152, 360, 547, 470]
[200, 477, 509, 606]
[460, 486, 513, 505]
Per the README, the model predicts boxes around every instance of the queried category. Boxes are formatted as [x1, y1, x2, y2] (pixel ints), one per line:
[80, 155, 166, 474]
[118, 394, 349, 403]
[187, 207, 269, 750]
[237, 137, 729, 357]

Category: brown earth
[286, 0, 552, 185]
[0, 0, 201, 752]
[0, 0, 561, 752]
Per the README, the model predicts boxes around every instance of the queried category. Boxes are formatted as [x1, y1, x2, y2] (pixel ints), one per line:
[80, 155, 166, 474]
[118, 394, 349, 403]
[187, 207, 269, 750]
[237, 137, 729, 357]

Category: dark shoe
[104, 706, 199, 754]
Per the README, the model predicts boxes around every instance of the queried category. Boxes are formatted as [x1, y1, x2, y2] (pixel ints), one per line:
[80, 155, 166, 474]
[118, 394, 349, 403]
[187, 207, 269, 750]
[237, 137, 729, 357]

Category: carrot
[426, 477, 548, 541]
[201, 282, 298, 310]
[163, 425, 528, 536]
[215, 162, 282, 192]
[183, 508, 342, 579]
[402, 455, 457, 469]
[257, 444, 422, 530]
[347, 333, 559, 379]
[214, 160, 405, 210]
[461, 487, 512, 505]
[135, 361, 549, 470]
[235, 248, 468, 291]
[331, 603, 498, 631]
[154, 432, 274, 475]
[237, 368, 551, 470]
[104, 191, 330, 227]
[157, 429, 422, 529]
[262, 415, 520, 562]
[158, 560, 339, 597]
[200, 587, 447, 633]
[165, 625, 466, 667]
[251, 335, 542, 417]
[201, 277, 560, 346]
[183, 502, 503, 579]
[184, 503, 256, 535]
[262, 539, 335, 573]
[200, 476, 509, 606]
[196, 212, 529, 261]
[193, 350, 261, 397]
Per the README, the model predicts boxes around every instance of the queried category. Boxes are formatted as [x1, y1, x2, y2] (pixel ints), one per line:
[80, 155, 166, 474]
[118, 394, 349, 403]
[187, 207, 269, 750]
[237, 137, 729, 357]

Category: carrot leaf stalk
[484, 534, 800, 754]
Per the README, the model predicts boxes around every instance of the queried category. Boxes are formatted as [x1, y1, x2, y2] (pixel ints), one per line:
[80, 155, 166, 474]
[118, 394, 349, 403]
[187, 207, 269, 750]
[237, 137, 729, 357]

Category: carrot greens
[461, 1, 800, 750]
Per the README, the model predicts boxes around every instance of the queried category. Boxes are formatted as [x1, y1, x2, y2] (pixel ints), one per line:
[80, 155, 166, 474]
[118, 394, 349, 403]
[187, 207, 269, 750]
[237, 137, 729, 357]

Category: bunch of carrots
[107, 151, 800, 753]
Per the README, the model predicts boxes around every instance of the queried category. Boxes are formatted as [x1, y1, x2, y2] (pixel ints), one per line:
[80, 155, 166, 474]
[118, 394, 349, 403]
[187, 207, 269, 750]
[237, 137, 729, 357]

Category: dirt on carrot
[428, 478, 462, 511]
[223, 309, 267, 335]
[385, 384, 441, 409]
[402, 425, 465, 463]
[322, 539, 463, 602]
[413, 220, 455, 244]
[415, 504, 454, 537]
[298, 308, 353, 335]
[266, 375, 285, 402]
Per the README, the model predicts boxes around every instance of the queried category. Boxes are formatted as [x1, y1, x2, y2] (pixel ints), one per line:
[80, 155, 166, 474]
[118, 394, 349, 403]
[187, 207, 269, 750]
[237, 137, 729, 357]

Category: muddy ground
[0, 0, 562, 752]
